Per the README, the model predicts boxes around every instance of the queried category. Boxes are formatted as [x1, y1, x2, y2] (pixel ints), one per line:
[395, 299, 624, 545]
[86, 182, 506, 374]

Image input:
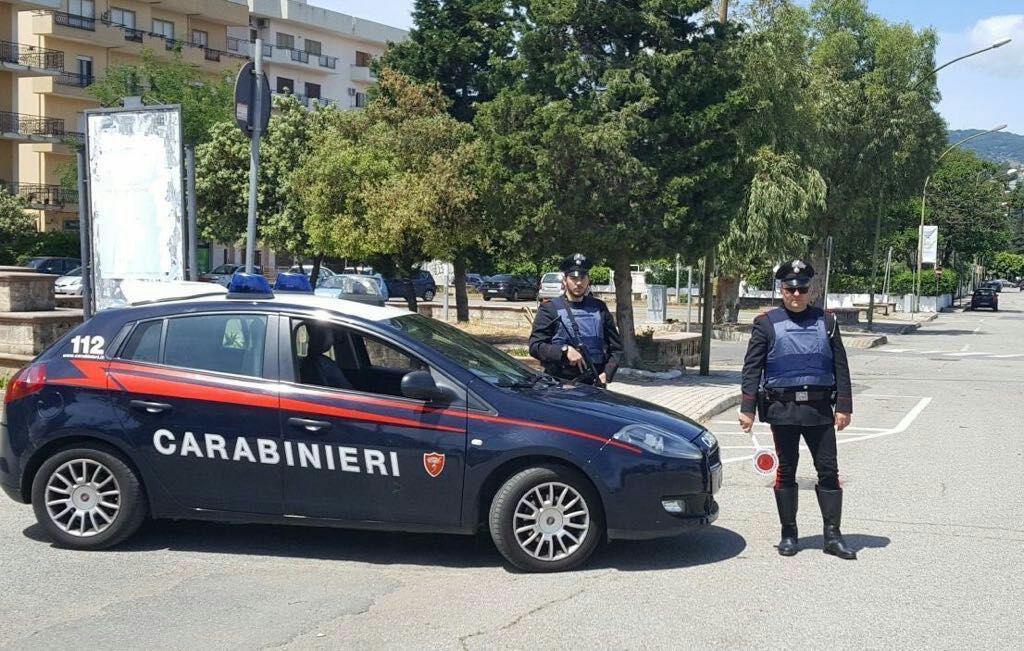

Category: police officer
[739, 260, 856, 560]
[528, 253, 623, 386]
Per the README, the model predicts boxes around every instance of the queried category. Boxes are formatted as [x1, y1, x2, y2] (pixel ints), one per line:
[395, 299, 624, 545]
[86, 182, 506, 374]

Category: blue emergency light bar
[227, 272, 274, 299]
[273, 272, 313, 293]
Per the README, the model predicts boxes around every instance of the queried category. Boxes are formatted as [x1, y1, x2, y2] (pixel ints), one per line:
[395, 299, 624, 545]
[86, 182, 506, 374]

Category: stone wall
[0, 272, 56, 312]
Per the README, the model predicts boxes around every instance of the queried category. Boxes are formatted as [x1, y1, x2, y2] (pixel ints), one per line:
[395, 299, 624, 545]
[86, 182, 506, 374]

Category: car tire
[31, 445, 147, 550]
[489, 465, 604, 573]
[423, 290, 435, 302]
[483, 295, 491, 301]
[511, 290, 520, 301]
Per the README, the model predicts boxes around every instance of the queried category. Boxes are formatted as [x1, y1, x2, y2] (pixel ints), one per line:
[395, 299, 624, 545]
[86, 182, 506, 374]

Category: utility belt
[757, 386, 835, 420]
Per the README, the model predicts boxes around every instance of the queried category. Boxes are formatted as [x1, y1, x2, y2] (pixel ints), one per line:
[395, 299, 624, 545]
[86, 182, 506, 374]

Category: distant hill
[948, 129, 1024, 168]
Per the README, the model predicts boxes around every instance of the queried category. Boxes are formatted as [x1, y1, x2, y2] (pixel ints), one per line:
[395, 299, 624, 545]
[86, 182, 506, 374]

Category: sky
[317, 0, 1024, 135]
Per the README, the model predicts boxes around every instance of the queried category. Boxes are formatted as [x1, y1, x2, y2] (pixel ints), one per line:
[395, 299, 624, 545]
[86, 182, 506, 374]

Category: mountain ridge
[948, 129, 1024, 168]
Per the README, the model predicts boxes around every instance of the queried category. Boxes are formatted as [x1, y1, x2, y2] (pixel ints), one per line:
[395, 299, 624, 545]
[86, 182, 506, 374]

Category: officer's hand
[565, 346, 584, 368]
[598, 372, 608, 386]
[835, 412, 851, 431]
[739, 412, 754, 433]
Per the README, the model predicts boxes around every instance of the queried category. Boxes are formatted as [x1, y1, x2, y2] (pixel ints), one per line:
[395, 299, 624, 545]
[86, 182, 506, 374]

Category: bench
[852, 301, 898, 317]
[827, 307, 860, 326]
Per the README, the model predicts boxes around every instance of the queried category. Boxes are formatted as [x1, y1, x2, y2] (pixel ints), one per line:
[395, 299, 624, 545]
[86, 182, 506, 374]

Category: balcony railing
[50, 11, 96, 31]
[123, 28, 144, 43]
[1, 181, 78, 208]
[0, 40, 64, 71]
[262, 43, 272, 58]
[56, 71, 93, 88]
[204, 48, 221, 62]
[289, 49, 309, 63]
[0, 110, 65, 138]
[318, 55, 337, 69]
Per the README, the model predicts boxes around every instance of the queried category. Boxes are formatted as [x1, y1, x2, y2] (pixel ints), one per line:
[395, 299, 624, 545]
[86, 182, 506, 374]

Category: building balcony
[260, 44, 337, 72]
[0, 181, 78, 213]
[0, 40, 63, 75]
[32, 11, 125, 48]
[0, 111, 74, 143]
[33, 71, 96, 101]
[350, 65, 376, 83]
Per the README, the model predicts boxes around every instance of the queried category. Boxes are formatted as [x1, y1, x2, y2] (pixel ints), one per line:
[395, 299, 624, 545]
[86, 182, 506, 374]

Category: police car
[0, 274, 721, 572]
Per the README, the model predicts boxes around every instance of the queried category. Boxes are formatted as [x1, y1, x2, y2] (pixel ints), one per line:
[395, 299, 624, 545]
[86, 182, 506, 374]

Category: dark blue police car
[0, 276, 721, 572]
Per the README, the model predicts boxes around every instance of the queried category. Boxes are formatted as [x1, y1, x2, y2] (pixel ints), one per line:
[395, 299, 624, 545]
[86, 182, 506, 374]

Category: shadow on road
[22, 520, 746, 572]
[797, 533, 891, 555]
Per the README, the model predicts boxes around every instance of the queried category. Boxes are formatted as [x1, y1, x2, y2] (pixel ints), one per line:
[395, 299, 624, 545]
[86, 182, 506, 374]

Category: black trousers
[771, 424, 840, 490]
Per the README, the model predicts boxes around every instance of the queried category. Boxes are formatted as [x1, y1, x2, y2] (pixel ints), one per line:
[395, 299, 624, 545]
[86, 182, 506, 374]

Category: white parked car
[53, 266, 83, 295]
[537, 271, 564, 302]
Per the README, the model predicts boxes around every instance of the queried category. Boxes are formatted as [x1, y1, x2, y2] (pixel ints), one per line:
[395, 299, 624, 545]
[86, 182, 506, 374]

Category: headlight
[612, 424, 703, 459]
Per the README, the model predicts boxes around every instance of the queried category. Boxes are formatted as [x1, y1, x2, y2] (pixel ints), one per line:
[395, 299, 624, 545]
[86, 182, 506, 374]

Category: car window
[159, 314, 268, 377]
[211, 265, 233, 274]
[542, 273, 562, 283]
[292, 319, 427, 397]
[121, 320, 164, 364]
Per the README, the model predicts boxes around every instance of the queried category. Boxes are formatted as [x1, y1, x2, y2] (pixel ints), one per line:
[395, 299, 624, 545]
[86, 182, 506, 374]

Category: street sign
[921, 225, 938, 265]
[234, 61, 270, 136]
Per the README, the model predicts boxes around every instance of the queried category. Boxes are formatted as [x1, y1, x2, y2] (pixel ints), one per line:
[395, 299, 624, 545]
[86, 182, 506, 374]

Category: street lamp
[912, 38, 1013, 91]
[914, 124, 1007, 312]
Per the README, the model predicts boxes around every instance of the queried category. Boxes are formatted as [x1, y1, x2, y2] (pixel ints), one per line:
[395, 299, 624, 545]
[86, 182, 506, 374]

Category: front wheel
[482, 295, 491, 301]
[422, 290, 435, 302]
[511, 290, 520, 301]
[31, 445, 147, 550]
[489, 465, 603, 572]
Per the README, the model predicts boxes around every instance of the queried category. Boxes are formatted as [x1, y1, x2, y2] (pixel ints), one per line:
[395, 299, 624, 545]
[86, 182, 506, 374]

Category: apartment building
[227, 0, 406, 111]
[15, 0, 250, 231]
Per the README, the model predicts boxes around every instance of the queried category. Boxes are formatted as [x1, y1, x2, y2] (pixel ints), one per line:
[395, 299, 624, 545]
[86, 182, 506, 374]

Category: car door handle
[288, 417, 333, 433]
[130, 400, 172, 414]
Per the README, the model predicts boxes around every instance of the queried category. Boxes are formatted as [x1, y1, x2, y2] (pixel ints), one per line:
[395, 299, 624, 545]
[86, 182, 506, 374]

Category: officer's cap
[560, 253, 593, 278]
[775, 259, 815, 288]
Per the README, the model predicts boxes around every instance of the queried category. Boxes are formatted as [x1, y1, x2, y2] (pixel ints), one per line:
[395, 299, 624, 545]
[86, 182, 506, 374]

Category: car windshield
[26, 258, 47, 269]
[542, 273, 562, 283]
[489, 274, 513, 282]
[385, 314, 537, 387]
[210, 265, 235, 274]
[322, 274, 382, 295]
[975, 289, 992, 295]
[64, 266, 82, 277]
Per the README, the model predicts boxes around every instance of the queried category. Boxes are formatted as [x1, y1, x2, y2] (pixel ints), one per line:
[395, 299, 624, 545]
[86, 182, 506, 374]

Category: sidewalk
[608, 369, 742, 424]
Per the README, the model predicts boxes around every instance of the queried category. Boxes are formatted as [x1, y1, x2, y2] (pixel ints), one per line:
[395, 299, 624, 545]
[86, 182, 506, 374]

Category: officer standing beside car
[529, 253, 623, 387]
[739, 260, 857, 560]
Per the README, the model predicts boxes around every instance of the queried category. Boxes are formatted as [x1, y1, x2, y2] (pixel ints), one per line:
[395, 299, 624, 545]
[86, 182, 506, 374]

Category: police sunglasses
[782, 286, 809, 295]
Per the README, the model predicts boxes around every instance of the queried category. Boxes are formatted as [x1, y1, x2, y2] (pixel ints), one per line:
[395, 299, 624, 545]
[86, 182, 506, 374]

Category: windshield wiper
[498, 373, 552, 389]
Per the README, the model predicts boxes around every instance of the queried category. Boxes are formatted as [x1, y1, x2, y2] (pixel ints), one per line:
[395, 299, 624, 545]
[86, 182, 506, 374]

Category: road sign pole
[245, 39, 264, 274]
[685, 265, 693, 332]
[185, 145, 198, 281]
[76, 148, 92, 319]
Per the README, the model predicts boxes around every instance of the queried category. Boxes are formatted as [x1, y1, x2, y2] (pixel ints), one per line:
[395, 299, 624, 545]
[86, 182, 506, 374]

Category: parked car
[537, 271, 564, 303]
[385, 270, 437, 302]
[969, 287, 998, 311]
[25, 257, 79, 275]
[53, 266, 83, 295]
[287, 264, 337, 287]
[199, 264, 263, 287]
[481, 274, 540, 302]
[466, 273, 485, 291]
[314, 274, 386, 306]
[982, 280, 1002, 293]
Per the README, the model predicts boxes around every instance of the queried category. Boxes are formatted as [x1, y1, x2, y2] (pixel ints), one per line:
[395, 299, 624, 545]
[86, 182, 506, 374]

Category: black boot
[773, 487, 799, 556]
[816, 486, 857, 560]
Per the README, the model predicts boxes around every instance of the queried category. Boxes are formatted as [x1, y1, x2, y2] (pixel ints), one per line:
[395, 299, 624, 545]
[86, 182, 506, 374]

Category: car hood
[55, 276, 80, 285]
[518, 382, 706, 441]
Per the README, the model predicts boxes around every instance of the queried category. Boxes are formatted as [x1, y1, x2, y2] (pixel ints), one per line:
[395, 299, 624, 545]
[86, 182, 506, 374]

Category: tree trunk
[453, 257, 469, 322]
[613, 249, 640, 368]
[807, 243, 827, 308]
[310, 252, 325, 289]
[715, 275, 741, 323]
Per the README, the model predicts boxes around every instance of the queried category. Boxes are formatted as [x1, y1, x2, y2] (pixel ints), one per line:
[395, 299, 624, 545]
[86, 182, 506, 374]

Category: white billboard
[85, 106, 185, 311]
[921, 225, 938, 265]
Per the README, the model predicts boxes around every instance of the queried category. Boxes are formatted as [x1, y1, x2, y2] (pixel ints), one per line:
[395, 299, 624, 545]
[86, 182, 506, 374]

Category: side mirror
[401, 370, 454, 403]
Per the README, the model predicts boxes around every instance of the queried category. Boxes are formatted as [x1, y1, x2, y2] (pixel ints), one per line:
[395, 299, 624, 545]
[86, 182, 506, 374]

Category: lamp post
[912, 38, 1012, 92]
[915, 124, 1007, 312]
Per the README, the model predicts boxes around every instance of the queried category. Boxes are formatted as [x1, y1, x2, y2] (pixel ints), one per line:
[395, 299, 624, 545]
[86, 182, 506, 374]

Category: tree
[1008, 183, 1024, 254]
[292, 71, 485, 310]
[989, 251, 1024, 281]
[0, 188, 35, 265]
[475, 0, 748, 365]
[195, 95, 341, 282]
[88, 48, 234, 146]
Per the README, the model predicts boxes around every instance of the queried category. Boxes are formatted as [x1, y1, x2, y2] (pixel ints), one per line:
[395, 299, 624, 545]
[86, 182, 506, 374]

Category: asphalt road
[2, 294, 1023, 648]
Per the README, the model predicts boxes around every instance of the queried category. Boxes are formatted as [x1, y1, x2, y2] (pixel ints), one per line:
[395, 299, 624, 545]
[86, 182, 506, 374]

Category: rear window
[121, 314, 268, 378]
[489, 275, 512, 281]
[542, 273, 562, 283]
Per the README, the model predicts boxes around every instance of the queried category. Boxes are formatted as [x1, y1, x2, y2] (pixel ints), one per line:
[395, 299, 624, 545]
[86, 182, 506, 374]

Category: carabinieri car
[0, 276, 721, 572]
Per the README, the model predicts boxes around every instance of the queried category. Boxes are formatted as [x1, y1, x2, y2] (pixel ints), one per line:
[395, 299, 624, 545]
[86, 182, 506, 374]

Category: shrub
[589, 265, 610, 285]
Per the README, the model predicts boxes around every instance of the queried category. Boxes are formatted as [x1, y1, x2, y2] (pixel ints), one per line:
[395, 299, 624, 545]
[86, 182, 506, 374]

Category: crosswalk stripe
[991, 354, 1024, 359]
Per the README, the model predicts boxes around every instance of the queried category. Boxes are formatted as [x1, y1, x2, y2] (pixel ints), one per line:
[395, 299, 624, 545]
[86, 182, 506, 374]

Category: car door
[109, 312, 283, 514]
[278, 317, 467, 525]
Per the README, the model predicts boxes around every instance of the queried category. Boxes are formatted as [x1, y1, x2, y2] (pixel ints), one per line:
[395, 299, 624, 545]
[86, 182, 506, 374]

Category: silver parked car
[313, 274, 386, 306]
[53, 266, 83, 295]
[537, 271, 564, 302]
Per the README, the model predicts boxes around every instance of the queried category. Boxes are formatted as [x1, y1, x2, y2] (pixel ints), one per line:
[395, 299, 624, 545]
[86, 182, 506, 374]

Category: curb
[696, 391, 743, 425]
[845, 334, 887, 349]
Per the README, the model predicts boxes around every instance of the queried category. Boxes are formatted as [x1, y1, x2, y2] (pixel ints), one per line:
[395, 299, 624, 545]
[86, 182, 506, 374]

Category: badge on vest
[795, 391, 809, 402]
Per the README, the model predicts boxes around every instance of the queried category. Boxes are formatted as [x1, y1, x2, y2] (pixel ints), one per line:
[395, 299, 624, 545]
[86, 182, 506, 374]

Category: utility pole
[244, 38, 264, 274]
[185, 145, 198, 281]
[866, 189, 883, 331]
[76, 148, 92, 319]
[700, 0, 728, 375]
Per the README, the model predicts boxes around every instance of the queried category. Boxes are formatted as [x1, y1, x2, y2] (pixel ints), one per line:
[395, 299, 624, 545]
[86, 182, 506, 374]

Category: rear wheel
[483, 295, 491, 301]
[489, 465, 603, 572]
[511, 289, 520, 301]
[31, 446, 146, 550]
[423, 290, 435, 302]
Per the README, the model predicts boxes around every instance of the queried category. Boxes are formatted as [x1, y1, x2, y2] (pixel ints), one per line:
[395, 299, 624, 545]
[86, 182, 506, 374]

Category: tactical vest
[551, 297, 607, 366]
[763, 307, 835, 389]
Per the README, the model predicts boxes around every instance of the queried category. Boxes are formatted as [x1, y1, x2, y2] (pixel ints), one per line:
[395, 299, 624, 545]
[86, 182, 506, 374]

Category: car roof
[128, 287, 411, 322]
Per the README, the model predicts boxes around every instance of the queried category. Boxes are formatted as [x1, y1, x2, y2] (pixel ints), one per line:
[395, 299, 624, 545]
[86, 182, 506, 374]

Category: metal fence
[0, 111, 65, 138]
[0, 181, 78, 207]
[0, 40, 63, 70]
[56, 71, 93, 88]
[51, 11, 95, 31]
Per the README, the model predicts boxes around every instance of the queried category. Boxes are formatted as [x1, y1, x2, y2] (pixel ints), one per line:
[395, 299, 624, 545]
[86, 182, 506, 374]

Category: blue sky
[318, 1, 1024, 134]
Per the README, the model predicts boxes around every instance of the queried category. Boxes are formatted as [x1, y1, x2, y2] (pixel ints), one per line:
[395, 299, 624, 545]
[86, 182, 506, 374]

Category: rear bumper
[0, 421, 26, 503]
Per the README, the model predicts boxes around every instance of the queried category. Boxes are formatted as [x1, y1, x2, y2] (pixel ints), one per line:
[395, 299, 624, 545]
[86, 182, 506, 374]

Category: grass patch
[453, 321, 530, 345]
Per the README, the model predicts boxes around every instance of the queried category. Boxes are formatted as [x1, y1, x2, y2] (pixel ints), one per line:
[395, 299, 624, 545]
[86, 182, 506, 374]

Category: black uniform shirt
[740, 306, 853, 426]
[528, 295, 624, 382]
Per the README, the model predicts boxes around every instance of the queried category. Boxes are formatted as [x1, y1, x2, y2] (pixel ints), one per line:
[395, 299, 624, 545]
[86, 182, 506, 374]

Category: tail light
[4, 364, 47, 405]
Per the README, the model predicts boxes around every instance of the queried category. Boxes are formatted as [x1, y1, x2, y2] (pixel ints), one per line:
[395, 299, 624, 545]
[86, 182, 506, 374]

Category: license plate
[795, 390, 809, 402]
[710, 465, 723, 494]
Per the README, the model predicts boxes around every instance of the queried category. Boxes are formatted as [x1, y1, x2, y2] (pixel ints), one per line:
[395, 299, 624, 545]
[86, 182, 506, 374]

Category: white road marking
[960, 344, 971, 352]
[991, 354, 1024, 359]
[721, 397, 932, 464]
[880, 348, 908, 353]
[947, 352, 986, 357]
[858, 393, 929, 399]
